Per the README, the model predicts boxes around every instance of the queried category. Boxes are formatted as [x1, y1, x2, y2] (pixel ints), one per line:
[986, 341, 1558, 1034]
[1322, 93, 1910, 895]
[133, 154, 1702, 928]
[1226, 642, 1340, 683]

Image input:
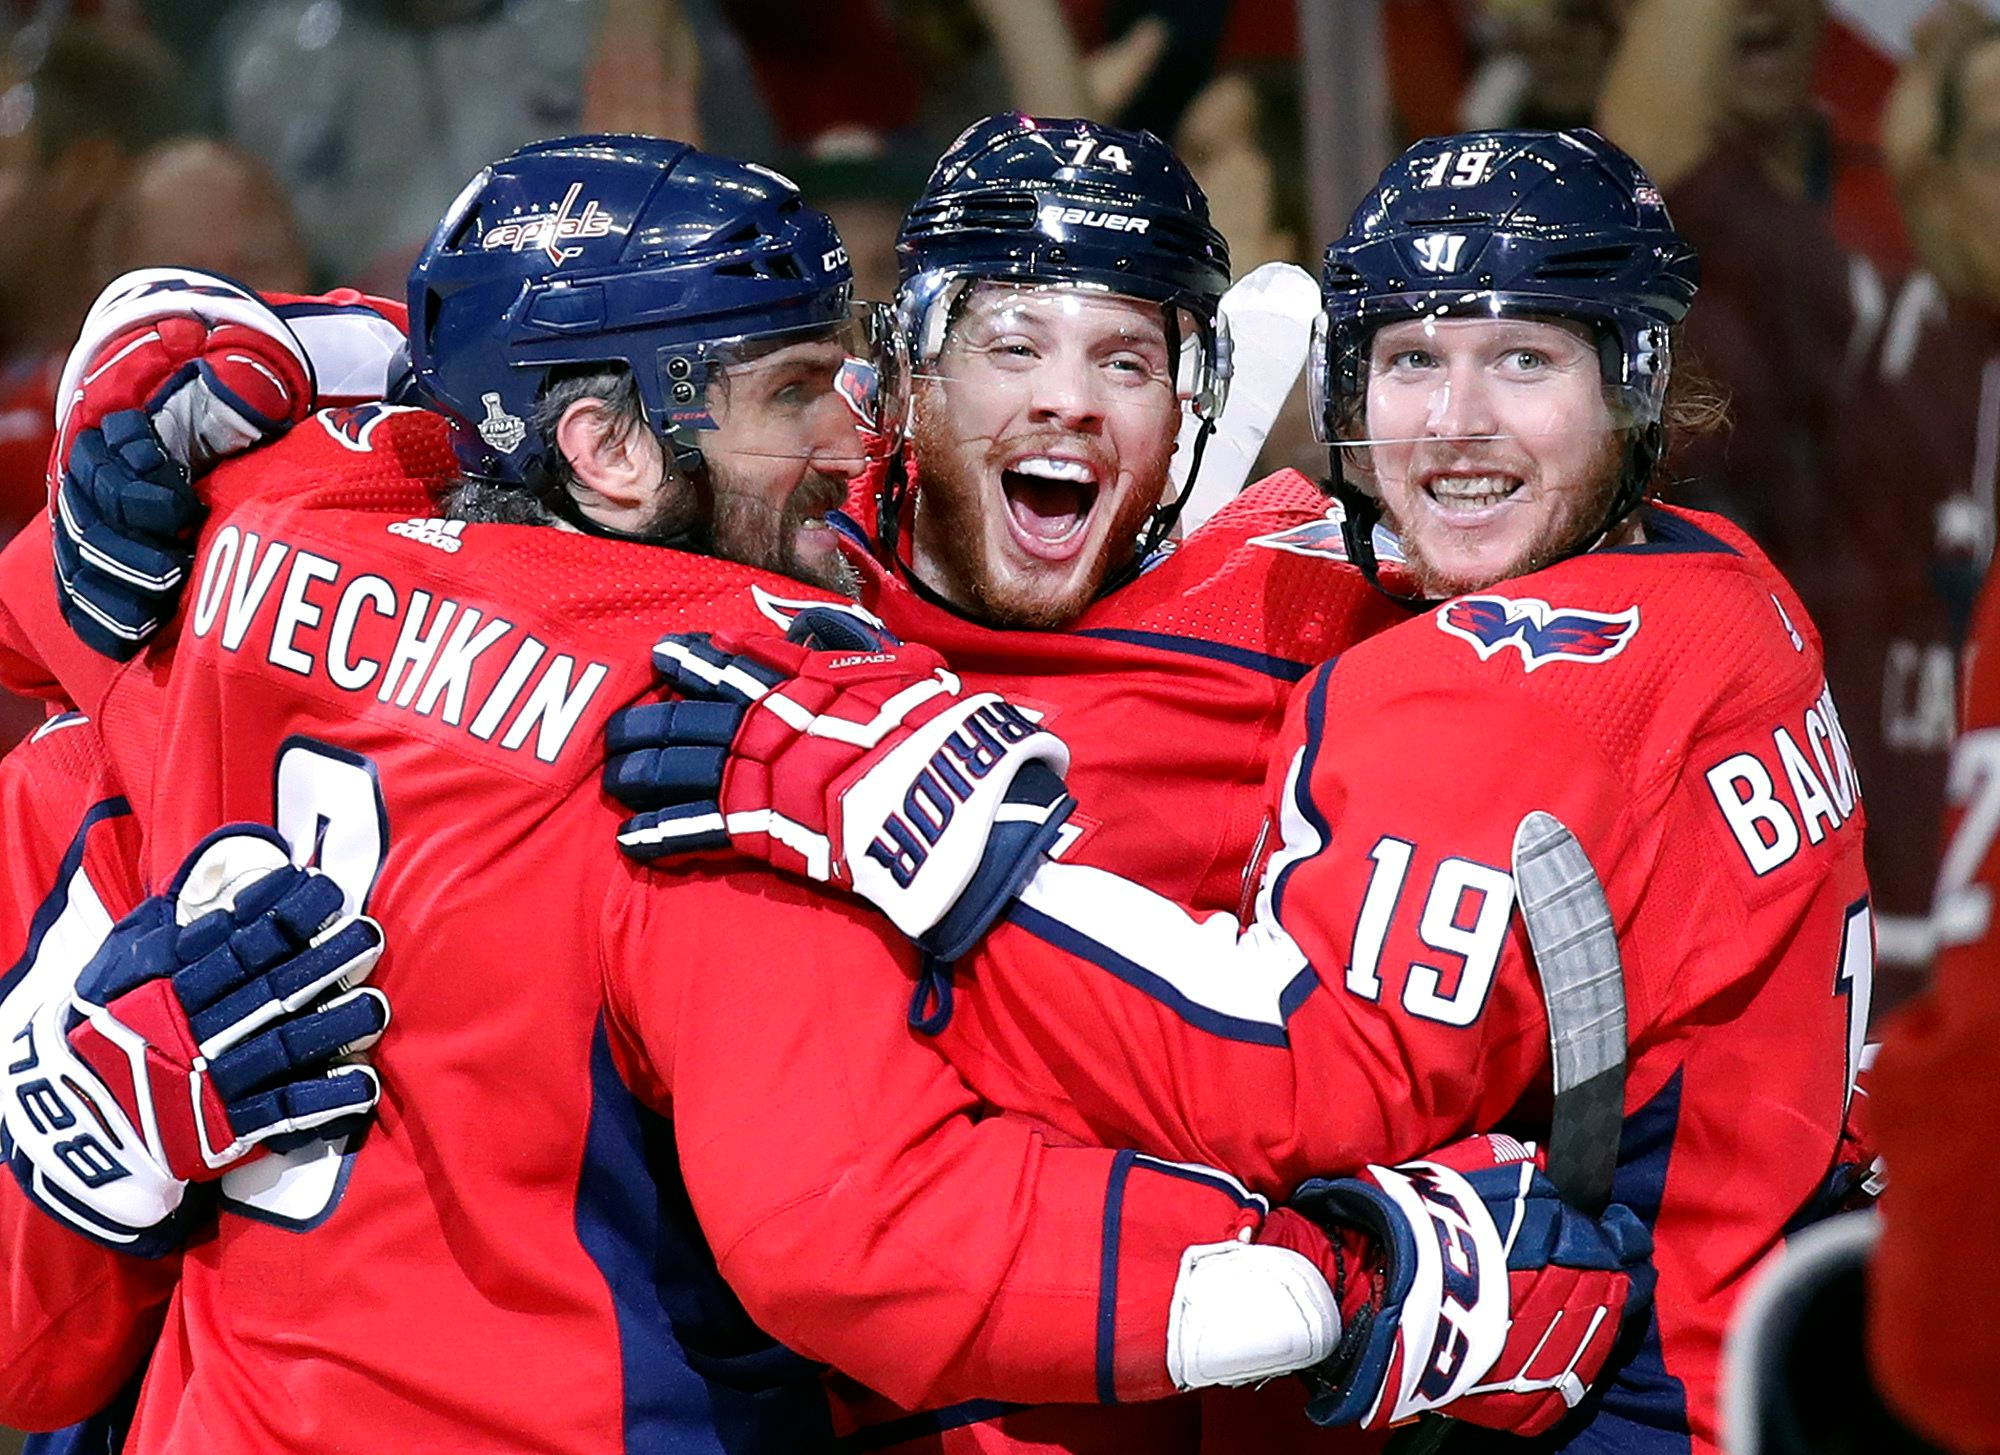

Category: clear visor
[906, 277, 1225, 427]
[656, 301, 903, 468]
[1308, 306, 1670, 470]
[902, 280, 1201, 534]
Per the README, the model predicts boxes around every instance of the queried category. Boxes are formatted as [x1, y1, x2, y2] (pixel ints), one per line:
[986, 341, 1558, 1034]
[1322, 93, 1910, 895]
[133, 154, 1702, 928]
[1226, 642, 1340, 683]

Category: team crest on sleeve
[750, 584, 888, 635]
[1248, 515, 1352, 561]
[1250, 504, 1408, 565]
[319, 402, 413, 452]
[1437, 596, 1640, 671]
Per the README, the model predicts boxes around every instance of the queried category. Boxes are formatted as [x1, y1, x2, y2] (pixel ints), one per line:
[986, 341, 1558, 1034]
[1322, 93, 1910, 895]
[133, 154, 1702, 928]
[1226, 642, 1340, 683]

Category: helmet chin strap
[1098, 412, 1213, 596]
[1329, 419, 1661, 608]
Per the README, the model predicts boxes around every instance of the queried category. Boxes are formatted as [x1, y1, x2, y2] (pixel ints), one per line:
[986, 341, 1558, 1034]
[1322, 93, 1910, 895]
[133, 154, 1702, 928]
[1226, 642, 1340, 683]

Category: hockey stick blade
[1511, 810, 1628, 1217]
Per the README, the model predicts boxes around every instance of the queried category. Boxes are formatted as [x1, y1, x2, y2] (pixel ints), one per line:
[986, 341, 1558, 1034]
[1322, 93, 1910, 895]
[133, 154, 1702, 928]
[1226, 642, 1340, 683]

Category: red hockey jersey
[854, 469, 1412, 913]
[1, 273, 1422, 1451]
[0, 406, 1352, 1455]
[0, 714, 175, 1432]
[1869, 568, 2000, 1451]
[924, 505, 1871, 1454]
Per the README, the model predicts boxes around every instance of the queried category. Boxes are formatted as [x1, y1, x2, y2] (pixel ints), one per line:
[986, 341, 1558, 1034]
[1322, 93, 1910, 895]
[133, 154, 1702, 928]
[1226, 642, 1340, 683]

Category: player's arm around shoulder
[0, 720, 171, 1433]
[594, 865, 1318, 1412]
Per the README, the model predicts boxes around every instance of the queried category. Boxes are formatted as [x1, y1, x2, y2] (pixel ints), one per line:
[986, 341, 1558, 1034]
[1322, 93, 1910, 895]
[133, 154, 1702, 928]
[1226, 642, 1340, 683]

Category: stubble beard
[908, 405, 1166, 629]
[1380, 436, 1626, 598]
[707, 464, 858, 596]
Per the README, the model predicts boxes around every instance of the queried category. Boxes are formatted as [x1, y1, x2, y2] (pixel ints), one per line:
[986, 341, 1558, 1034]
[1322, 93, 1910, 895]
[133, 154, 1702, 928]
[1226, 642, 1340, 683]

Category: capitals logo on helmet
[407, 134, 866, 492]
[1438, 596, 1641, 671]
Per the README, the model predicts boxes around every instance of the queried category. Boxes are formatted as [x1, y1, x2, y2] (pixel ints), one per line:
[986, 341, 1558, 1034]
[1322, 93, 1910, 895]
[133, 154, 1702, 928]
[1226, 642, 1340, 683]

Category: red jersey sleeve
[937, 660, 1629, 1192]
[598, 865, 1295, 1411]
[0, 717, 178, 1430]
[1868, 581, 2000, 1448]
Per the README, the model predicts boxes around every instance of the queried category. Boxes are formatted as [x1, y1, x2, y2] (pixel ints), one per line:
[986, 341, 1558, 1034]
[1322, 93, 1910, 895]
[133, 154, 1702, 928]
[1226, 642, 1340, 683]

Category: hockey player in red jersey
[0, 709, 393, 1444]
[1865, 562, 2000, 1449]
[0, 136, 1651, 1455]
[617, 129, 1871, 1455]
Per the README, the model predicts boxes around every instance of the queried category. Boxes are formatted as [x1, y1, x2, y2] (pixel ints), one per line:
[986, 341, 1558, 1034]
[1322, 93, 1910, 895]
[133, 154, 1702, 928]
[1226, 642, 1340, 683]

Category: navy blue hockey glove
[605, 611, 1075, 957]
[1287, 1134, 1654, 1436]
[52, 410, 207, 660]
[1, 827, 389, 1256]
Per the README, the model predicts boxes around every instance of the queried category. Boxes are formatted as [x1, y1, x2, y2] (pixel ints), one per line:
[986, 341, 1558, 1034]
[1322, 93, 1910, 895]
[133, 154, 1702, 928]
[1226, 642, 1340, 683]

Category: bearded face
[905, 283, 1183, 628]
[1359, 316, 1626, 598]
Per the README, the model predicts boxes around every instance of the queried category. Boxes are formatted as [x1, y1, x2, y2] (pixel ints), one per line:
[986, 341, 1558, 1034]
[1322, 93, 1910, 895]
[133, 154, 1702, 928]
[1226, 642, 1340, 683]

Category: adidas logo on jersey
[387, 518, 466, 553]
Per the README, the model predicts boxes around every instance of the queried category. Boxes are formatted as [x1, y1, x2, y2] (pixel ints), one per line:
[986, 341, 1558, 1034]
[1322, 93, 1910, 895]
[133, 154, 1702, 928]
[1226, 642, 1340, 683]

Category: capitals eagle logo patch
[1437, 595, 1640, 671]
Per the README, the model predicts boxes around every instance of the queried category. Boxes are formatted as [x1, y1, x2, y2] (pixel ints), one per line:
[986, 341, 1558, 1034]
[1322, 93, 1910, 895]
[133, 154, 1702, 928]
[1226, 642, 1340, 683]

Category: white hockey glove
[2, 828, 388, 1256]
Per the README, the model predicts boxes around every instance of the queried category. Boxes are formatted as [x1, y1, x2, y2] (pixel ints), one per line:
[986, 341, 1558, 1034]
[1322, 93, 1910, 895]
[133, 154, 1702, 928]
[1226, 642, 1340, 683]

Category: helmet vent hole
[1404, 212, 1492, 228]
[1534, 245, 1638, 278]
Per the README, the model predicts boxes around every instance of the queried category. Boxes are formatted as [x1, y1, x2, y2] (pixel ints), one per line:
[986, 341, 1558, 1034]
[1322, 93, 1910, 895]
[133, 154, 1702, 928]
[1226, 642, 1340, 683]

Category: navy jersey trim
[1005, 900, 1299, 1047]
[20, 1362, 141, 1455]
[1073, 627, 1313, 682]
[1097, 1148, 1135, 1403]
[0, 795, 131, 1005]
[830, 1399, 1023, 1452]
[1553, 1071, 1693, 1453]
[1610, 507, 1742, 558]
[1271, 664, 1338, 923]
[576, 1018, 832, 1453]
[827, 509, 873, 556]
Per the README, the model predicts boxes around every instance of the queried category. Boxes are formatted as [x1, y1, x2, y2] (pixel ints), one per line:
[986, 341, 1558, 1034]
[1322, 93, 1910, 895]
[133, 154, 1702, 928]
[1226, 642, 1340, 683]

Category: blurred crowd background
[0, 0, 1991, 1021]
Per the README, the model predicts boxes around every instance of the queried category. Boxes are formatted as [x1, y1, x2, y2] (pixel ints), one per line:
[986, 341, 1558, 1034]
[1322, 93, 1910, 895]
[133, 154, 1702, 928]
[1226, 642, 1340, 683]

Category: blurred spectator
[1816, 1, 2000, 982]
[1382, 0, 1476, 139]
[1088, 0, 1226, 138]
[1598, 0, 1905, 267]
[0, 18, 188, 755]
[582, 0, 702, 145]
[1868, 443, 2000, 1451]
[92, 136, 310, 293]
[212, 0, 597, 289]
[1172, 58, 1324, 481]
[1596, 0, 1941, 986]
[0, 17, 191, 536]
[1457, 0, 1619, 131]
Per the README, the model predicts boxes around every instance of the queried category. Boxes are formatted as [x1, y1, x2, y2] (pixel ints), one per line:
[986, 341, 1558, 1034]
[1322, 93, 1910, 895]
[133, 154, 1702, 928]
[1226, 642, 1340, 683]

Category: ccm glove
[606, 612, 1075, 955]
[2, 828, 388, 1255]
[1283, 1134, 1654, 1435]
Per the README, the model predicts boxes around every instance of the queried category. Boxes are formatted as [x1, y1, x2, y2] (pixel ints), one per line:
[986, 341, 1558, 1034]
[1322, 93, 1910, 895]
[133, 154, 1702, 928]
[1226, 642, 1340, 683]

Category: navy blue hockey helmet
[409, 134, 889, 491]
[1312, 128, 1700, 588]
[895, 113, 1232, 420]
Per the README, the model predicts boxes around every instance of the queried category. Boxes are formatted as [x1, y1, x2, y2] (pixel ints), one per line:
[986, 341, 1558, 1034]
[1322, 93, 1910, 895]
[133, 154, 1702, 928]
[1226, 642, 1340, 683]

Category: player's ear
[557, 397, 660, 522]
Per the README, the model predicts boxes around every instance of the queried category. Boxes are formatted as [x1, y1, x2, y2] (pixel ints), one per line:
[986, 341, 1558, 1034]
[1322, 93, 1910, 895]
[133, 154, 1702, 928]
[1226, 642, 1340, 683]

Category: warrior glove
[606, 610, 1074, 958]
